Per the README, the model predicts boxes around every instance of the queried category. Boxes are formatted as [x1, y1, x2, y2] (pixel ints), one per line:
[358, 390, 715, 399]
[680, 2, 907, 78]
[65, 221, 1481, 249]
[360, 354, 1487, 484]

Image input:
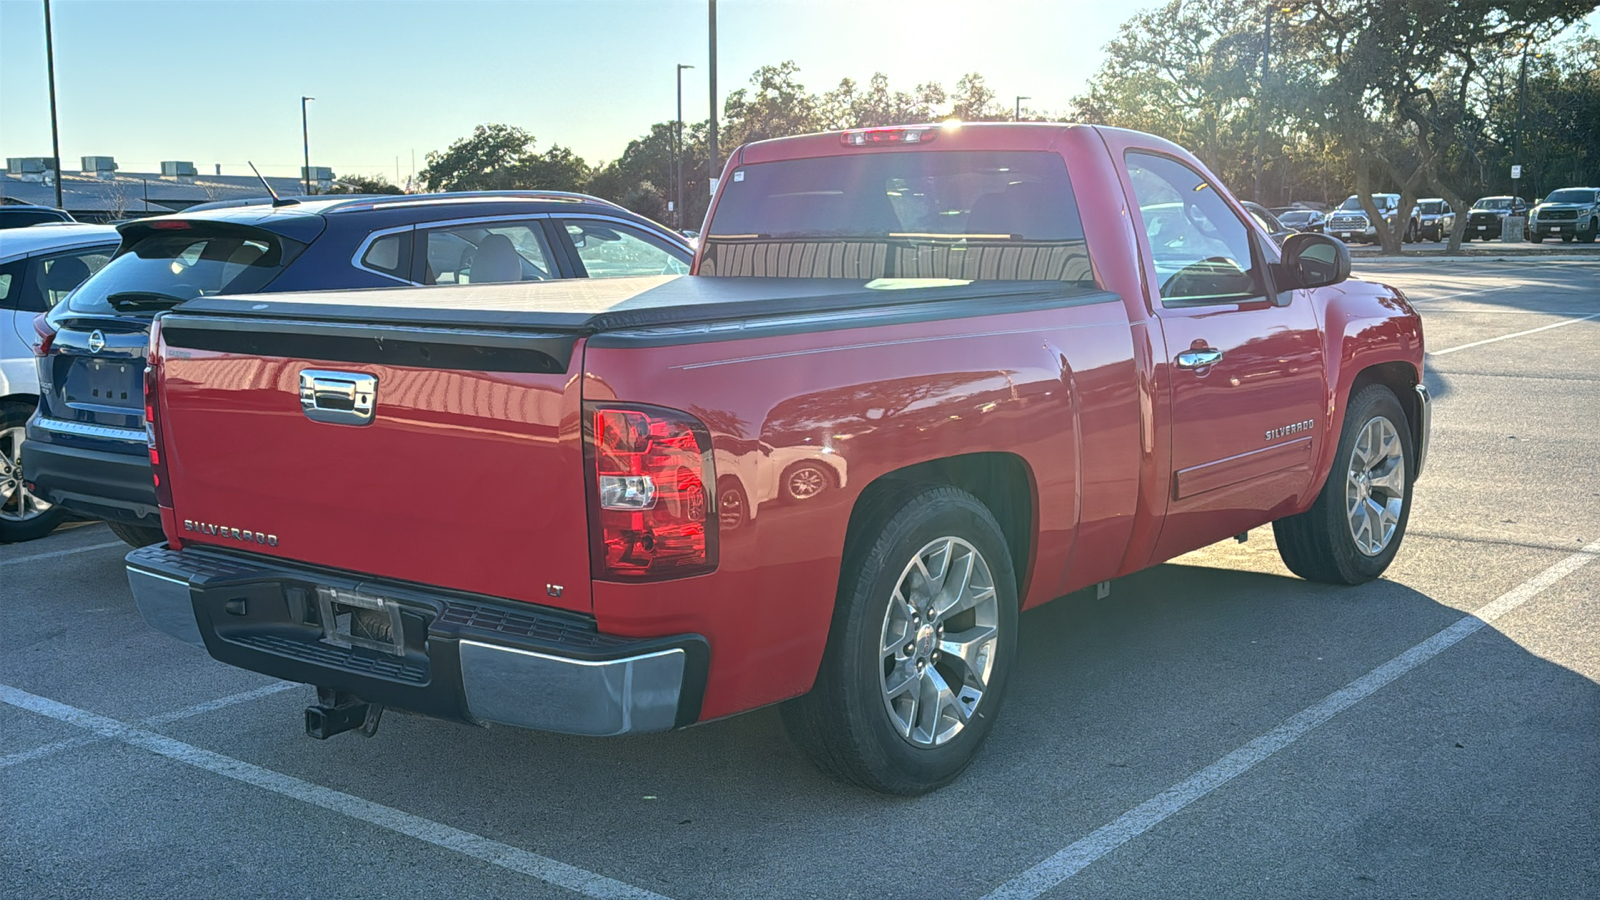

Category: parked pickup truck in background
[127, 123, 1429, 795]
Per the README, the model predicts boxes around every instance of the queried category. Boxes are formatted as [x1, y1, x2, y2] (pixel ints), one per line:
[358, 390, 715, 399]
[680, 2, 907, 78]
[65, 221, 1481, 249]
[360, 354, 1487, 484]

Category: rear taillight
[143, 318, 173, 508]
[587, 404, 717, 580]
[31, 314, 56, 357]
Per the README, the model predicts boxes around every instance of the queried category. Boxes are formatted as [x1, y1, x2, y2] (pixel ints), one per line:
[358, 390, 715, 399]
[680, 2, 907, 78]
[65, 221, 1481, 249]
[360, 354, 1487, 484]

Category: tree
[948, 73, 1008, 121]
[721, 61, 825, 146]
[419, 124, 591, 193]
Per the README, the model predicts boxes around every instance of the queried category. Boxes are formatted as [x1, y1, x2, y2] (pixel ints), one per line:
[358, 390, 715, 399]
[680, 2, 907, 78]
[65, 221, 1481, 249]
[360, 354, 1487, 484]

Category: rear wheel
[781, 485, 1017, 795]
[781, 460, 833, 502]
[107, 521, 166, 548]
[0, 402, 69, 544]
[1274, 384, 1414, 585]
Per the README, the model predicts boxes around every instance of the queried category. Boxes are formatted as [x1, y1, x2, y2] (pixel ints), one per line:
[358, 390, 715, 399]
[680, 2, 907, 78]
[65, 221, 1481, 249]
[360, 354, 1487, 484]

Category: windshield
[1418, 201, 1443, 214]
[63, 227, 304, 317]
[1473, 198, 1512, 210]
[1280, 210, 1317, 223]
[702, 149, 1092, 284]
[1544, 189, 1596, 204]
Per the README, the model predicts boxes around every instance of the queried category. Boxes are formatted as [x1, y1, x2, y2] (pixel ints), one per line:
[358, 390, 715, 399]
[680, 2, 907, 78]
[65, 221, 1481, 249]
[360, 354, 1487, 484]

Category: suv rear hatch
[152, 308, 594, 613]
[37, 220, 310, 450]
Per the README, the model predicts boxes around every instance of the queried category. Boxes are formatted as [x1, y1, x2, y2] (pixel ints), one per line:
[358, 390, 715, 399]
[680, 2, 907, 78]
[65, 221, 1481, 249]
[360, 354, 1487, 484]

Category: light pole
[708, 0, 719, 197]
[1015, 96, 1030, 122]
[43, 0, 63, 210]
[301, 96, 314, 195]
[676, 63, 694, 229]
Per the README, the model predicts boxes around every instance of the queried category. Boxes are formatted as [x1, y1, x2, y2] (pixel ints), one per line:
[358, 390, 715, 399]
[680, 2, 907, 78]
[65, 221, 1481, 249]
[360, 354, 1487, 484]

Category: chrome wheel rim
[787, 466, 826, 499]
[0, 425, 54, 523]
[878, 536, 1000, 748]
[1345, 415, 1406, 557]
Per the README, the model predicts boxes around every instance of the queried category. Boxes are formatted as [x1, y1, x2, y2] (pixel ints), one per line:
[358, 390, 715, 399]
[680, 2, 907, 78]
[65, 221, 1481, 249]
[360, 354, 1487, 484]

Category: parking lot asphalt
[3, 258, 1597, 899]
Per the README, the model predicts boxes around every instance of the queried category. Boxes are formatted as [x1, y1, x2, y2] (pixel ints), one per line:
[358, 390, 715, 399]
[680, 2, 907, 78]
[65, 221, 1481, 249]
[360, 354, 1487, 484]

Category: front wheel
[0, 402, 70, 544]
[781, 485, 1017, 794]
[1531, 233, 1544, 243]
[1580, 219, 1598, 244]
[1274, 384, 1414, 584]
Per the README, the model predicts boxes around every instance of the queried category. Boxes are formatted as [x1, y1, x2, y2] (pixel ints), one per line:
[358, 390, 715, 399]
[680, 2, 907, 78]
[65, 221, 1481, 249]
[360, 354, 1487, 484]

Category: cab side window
[1127, 151, 1262, 306]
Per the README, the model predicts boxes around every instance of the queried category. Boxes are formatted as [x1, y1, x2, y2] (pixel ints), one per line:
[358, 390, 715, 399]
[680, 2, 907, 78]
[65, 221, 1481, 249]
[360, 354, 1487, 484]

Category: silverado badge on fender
[1265, 420, 1315, 441]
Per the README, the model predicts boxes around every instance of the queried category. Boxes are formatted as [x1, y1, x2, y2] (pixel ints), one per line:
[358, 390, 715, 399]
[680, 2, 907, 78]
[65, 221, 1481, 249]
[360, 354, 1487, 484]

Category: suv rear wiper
[104, 291, 191, 311]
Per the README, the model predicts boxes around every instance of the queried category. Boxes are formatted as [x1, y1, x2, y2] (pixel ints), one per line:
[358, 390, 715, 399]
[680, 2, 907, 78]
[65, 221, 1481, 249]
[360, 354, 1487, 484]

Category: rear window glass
[65, 228, 304, 316]
[702, 150, 1092, 284]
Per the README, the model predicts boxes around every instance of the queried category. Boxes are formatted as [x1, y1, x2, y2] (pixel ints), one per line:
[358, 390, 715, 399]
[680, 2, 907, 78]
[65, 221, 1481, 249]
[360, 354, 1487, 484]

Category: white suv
[0, 223, 119, 541]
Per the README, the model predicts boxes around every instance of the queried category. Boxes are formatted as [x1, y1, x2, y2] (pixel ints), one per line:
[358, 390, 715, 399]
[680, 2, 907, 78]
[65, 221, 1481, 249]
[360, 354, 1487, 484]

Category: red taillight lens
[840, 126, 937, 146]
[148, 219, 192, 230]
[31, 313, 56, 357]
[143, 319, 173, 508]
[587, 404, 717, 580]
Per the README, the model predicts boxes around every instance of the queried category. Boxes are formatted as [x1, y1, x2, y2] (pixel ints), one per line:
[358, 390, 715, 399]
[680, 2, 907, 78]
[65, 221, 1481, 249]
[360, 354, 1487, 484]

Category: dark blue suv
[25, 191, 692, 546]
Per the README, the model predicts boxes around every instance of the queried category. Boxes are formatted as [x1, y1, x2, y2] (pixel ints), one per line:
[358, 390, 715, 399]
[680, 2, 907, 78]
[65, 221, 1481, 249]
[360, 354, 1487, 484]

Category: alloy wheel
[878, 536, 1000, 748]
[1344, 416, 1406, 556]
[0, 425, 54, 523]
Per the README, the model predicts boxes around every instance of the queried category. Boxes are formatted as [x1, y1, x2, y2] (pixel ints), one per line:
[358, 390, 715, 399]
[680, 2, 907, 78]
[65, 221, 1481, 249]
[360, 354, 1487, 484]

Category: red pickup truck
[126, 123, 1428, 795]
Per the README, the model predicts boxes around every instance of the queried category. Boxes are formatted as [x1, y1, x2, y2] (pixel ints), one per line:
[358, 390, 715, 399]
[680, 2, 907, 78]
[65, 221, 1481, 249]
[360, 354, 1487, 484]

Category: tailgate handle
[299, 370, 377, 426]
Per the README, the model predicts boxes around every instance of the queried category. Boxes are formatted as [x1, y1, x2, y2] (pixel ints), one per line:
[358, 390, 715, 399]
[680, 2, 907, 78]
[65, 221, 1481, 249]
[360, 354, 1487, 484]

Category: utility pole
[43, 0, 63, 210]
[1014, 96, 1030, 122]
[676, 63, 694, 229]
[301, 96, 315, 195]
[1254, 5, 1271, 203]
[707, 0, 719, 197]
[1514, 45, 1529, 197]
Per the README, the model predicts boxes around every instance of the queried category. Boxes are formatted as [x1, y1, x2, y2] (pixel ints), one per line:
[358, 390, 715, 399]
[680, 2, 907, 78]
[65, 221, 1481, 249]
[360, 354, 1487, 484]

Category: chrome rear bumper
[126, 545, 706, 736]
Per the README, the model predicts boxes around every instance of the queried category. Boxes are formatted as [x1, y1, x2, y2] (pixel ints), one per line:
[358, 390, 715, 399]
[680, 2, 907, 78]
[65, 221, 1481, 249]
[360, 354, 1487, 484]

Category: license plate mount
[316, 587, 407, 657]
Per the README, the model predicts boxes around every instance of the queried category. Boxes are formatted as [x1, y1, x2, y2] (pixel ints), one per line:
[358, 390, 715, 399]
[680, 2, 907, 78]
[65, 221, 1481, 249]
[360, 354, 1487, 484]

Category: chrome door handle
[1175, 349, 1224, 369]
[299, 370, 377, 426]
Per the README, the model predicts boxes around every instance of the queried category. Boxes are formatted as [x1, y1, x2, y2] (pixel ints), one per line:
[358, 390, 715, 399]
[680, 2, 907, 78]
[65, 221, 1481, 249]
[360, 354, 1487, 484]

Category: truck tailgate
[155, 315, 592, 613]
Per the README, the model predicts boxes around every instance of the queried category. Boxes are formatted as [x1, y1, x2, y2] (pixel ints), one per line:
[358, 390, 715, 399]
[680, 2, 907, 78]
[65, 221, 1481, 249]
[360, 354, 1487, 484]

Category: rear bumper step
[126, 545, 708, 736]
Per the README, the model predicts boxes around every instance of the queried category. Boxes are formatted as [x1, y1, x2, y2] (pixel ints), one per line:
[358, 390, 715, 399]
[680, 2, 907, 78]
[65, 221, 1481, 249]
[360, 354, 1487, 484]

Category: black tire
[1531, 233, 1544, 243]
[1580, 220, 1598, 244]
[0, 401, 70, 544]
[781, 485, 1018, 795]
[107, 521, 166, 548]
[1273, 384, 1415, 585]
[1562, 234, 1574, 243]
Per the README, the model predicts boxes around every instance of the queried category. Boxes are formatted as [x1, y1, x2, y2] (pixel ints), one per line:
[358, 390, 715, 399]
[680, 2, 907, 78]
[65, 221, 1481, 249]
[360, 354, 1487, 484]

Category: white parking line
[982, 540, 1600, 900]
[0, 681, 298, 770]
[0, 540, 124, 567]
[1430, 312, 1600, 356]
[0, 683, 674, 900]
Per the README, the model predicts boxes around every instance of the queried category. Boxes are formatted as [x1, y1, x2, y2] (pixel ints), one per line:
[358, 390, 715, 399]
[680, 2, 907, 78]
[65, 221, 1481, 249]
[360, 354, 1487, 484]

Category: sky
[0, 0, 1159, 182]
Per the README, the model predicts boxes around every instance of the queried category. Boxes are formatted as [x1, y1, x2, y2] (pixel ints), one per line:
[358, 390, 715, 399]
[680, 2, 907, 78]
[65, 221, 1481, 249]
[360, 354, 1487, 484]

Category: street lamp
[708, 0, 719, 197]
[301, 96, 315, 195]
[1015, 96, 1030, 122]
[676, 64, 694, 230]
[43, 0, 63, 210]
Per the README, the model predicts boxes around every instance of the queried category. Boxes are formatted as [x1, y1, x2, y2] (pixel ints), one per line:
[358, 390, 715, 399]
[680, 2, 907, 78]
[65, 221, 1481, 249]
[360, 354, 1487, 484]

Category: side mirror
[1277, 232, 1350, 291]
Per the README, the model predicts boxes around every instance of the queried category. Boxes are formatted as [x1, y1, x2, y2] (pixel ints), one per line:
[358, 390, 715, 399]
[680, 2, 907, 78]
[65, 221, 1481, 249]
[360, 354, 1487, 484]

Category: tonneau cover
[172, 275, 1079, 334]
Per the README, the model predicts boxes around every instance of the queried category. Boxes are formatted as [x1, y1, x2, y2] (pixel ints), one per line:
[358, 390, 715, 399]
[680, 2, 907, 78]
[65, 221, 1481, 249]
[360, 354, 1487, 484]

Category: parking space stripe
[0, 682, 298, 770]
[0, 683, 674, 900]
[1430, 312, 1600, 356]
[982, 540, 1600, 900]
[0, 540, 124, 567]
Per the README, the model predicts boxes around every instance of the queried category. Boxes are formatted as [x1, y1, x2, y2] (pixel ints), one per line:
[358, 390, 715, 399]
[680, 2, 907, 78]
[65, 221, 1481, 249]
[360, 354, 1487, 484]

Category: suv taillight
[143, 319, 173, 508]
[586, 404, 717, 580]
[31, 313, 56, 357]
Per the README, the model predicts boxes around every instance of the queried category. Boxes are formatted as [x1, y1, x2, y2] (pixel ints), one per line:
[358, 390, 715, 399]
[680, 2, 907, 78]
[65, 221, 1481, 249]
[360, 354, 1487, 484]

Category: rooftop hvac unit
[82, 156, 118, 179]
[160, 160, 198, 177]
